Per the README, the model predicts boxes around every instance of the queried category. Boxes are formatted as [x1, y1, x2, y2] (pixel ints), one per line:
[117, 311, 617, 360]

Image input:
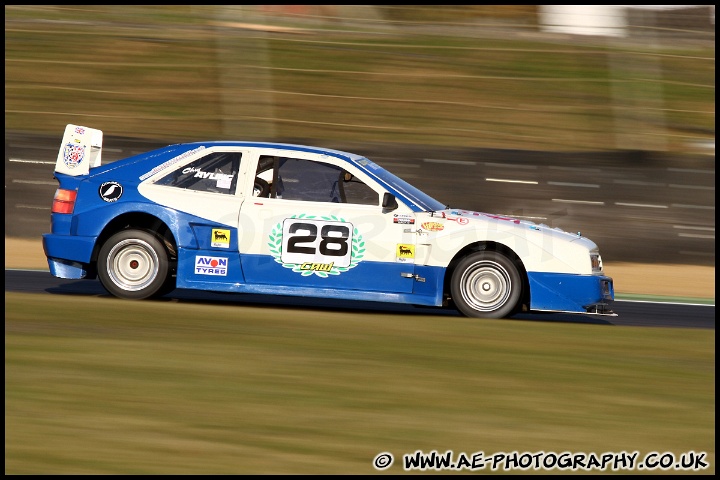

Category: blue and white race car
[42, 124, 615, 318]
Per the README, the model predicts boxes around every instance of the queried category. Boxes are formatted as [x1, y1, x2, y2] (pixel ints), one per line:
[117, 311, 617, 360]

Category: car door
[237, 150, 418, 294]
[138, 147, 251, 286]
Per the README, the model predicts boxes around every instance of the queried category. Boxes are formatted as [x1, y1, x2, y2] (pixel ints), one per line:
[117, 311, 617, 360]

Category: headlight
[590, 253, 603, 273]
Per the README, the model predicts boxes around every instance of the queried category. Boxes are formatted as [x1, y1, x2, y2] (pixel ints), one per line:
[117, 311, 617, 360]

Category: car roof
[180, 141, 365, 163]
[87, 140, 368, 179]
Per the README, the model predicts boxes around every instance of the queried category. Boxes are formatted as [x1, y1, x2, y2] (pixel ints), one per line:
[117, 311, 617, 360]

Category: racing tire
[98, 229, 170, 300]
[155, 273, 177, 298]
[450, 251, 522, 319]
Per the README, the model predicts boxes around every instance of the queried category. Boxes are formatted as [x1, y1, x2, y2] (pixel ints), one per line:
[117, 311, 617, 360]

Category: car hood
[420, 208, 598, 249]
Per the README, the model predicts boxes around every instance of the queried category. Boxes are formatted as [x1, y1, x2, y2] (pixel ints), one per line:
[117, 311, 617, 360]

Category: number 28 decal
[268, 215, 365, 277]
[283, 219, 352, 267]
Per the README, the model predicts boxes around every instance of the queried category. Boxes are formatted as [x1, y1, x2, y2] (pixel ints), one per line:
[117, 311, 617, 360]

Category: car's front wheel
[98, 229, 170, 300]
[450, 251, 522, 318]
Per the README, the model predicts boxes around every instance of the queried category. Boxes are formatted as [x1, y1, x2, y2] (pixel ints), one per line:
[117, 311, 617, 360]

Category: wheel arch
[91, 212, 178, 269]
[444, 241, 530, 312]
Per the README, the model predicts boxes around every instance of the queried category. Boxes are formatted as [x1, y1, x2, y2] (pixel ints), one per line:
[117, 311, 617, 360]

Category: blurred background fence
[5, 5, 715, 154]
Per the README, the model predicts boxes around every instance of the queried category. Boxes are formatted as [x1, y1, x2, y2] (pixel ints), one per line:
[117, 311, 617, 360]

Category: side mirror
[382, 192, 398, 211]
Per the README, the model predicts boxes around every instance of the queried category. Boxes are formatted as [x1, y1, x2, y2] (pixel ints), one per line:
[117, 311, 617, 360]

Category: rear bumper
[42, 233, 97, 279]
[528, 272, 614, 315]
[46, 258, 88, 279]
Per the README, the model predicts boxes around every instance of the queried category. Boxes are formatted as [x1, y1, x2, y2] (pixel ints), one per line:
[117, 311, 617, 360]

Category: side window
[253, 156, 378, 205]
[341, 173, 379, 205]
[155, 152, 241, 194]
[276, 158, 343, 202]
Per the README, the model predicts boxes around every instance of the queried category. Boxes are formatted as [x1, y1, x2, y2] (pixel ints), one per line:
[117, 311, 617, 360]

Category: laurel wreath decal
[267, 214, 365, 278]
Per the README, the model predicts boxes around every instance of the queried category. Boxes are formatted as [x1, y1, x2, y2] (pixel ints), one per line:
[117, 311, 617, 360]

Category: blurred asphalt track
[5, 130, 715, 266]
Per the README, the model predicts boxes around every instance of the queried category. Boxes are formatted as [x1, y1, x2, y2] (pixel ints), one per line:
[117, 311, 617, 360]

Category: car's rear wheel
[450, 251, 522, 318]
[98, 229, 170, 300]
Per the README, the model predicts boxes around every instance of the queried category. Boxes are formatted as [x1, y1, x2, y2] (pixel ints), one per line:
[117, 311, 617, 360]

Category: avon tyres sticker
[268, 214, 365, 278]
[195, 256, 228, 276]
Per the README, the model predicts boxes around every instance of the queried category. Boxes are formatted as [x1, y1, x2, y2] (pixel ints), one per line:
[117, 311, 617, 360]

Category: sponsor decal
[181, 166, 235, 184]
[447, 216, 469, 225]
[299, 262, 334, 272]
[393, 214, 415, 224]
[211, 229, 230, 248]
[99, 181, 123, 202]
[139, 146, 206, 180]
[194, 255, 228, 276]
[63, 143, 85, 169]
[421, 221, 444, 232]
[74, 126, 86, 135]
[267, 214, 365, 278]
[396, 244, 415, 263]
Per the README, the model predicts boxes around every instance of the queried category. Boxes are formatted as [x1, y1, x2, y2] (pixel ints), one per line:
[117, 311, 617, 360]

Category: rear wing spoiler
[55, 124, 103, 176]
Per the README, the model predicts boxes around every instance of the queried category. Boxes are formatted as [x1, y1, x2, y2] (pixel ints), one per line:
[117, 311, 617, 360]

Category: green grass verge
[5, 293, 715, 474]
[615, 293, 715, 306]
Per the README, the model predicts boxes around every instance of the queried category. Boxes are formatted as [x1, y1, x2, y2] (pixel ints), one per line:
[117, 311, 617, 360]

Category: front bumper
[527, 272, 614, 315]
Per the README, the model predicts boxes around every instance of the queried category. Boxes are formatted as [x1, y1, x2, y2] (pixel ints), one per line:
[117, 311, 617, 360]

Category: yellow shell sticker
[211, 228, 230, 248]
[396, 244, 415, 263]
[421, 221, 444, 232]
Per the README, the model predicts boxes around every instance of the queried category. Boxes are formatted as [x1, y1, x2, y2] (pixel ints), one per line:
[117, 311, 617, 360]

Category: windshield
[356, 157, 446, 212]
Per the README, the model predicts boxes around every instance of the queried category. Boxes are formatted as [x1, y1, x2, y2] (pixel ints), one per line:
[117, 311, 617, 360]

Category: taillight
[51, 188, 77, 214]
